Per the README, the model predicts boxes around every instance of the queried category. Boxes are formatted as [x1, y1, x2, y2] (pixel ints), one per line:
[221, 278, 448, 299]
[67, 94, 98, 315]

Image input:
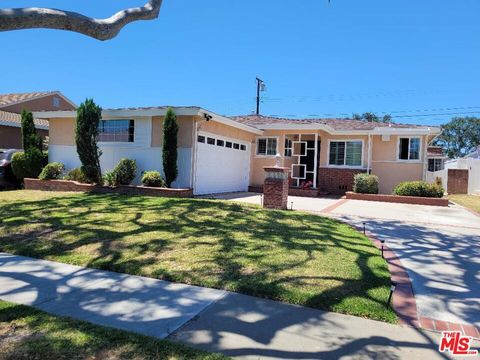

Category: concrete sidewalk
[0, 253, 468, 359]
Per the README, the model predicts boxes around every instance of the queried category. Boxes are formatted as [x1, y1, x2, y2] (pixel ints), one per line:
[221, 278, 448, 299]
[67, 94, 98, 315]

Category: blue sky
[1, 0, 479, 125]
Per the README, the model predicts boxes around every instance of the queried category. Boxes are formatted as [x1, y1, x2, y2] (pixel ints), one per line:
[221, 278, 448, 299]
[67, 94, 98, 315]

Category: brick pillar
[263, 167, 290, 210]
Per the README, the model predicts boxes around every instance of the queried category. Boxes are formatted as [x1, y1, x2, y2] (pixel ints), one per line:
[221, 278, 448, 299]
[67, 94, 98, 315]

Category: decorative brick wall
[24, 179, 193, 198]
[318, 167, 366, 195]
[263, 167, 289, 209]
[447, 169, 469, 194]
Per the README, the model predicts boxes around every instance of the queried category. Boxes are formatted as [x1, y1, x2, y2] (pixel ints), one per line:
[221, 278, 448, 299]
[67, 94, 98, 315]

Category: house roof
[0, 91, 77, 110]
[231, 115, 441, 134]
[0, 110, 49, 130]
[34, 106, 264, 135]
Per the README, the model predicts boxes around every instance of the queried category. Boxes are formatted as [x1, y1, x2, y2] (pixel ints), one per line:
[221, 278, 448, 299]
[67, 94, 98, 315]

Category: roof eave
[250, 123, 441, 135]
[0, 120, 48, 130]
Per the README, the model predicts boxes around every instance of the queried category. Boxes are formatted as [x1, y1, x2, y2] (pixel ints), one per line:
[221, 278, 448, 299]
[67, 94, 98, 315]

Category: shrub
[64, 168, 89, 183]
[113, 159, 137, 185]
[103, 159, 137, 186]
[103, 171, 117, 186]
[353, 173, 379, 194]
[163, 108, 178, 187]
[75, 99, 102, 184]
[141, 171, 166, 187]
[39, 162, 64, 180]
[11, 152, 28, 181]
[393, 181, 444, 198]
[11, 149, 46, 181]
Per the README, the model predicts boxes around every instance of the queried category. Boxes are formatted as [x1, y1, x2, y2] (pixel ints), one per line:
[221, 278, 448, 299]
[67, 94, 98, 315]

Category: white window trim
[284, 137, 293, 157]
[291, 164, 307, 180]
[292, 141, 308, 156]
[427, 157, 445, 172]
[397, 136, 422, 162]
[255, 136, 279, 157]
[326, 139, 365, 169]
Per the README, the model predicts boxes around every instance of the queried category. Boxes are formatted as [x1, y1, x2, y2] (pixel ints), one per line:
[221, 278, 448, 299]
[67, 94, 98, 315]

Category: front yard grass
[0, 190, 396, 323]
[0, 300, 224, 360]
[449, 194, 480, 214]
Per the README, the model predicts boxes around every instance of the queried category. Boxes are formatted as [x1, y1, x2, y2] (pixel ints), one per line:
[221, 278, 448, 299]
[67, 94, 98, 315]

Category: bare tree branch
[0, 0, 163, 41]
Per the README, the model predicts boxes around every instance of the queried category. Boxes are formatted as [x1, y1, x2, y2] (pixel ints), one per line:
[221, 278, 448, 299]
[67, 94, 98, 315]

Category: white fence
[428, 158, 480, 194]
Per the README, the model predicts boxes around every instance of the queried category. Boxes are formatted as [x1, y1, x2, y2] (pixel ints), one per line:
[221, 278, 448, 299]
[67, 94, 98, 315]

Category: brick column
[263, 166, 290, 210]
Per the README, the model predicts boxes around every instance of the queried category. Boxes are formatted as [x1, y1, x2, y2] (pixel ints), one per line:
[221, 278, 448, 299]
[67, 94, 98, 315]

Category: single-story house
[35, 106, 441, 195]
[0, 91, 76, 149]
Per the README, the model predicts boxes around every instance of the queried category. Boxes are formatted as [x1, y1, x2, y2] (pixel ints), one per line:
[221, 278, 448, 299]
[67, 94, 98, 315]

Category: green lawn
[0, 300, 225, 360]
[0, 190, 396, 323]
[449, 194, 480, 214]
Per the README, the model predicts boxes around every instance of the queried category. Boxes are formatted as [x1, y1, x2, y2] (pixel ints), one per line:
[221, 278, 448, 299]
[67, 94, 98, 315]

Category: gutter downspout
[367, 134, 372, 174]
[422, 135, 429, 181]
[192, 118, 207, 194]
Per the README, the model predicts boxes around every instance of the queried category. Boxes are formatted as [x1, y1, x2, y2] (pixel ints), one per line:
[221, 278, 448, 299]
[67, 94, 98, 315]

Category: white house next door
[194, 132, 251, 195]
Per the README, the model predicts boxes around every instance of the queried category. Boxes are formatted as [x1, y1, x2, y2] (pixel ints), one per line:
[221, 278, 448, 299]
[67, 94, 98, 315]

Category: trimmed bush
[113, 159, 137, 185]
[141, 171, 166, 187]
[39, 162, 65, 180]
[353, 173, 379, 194]
[64, 168, 89, 183]
[103, 159, 137, 186]
[11, 149, 46, 181]
[393, 181, 444, 198]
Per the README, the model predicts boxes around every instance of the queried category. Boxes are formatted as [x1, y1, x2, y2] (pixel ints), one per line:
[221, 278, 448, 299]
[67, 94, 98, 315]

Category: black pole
[387, 281, 397, 307]
[256, 77, 261, 115]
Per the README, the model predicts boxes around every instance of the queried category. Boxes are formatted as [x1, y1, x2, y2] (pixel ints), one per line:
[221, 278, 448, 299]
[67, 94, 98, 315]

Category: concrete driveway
[213, 193, 480, 328]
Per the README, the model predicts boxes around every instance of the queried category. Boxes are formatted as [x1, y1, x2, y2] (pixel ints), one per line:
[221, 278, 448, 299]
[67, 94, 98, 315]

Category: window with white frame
[98, 119, 134, 142]
[398, 137, 420, 160]
[284, 138, 293, 157]
[256, 137, 277, 156]
[329, 141, 362, 167]
[428, 158, 444, 172]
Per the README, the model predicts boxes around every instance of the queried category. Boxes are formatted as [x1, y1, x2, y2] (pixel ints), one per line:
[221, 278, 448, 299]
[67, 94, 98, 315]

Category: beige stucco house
[0, 91, 76, 149]
[35, 106, 442, 195]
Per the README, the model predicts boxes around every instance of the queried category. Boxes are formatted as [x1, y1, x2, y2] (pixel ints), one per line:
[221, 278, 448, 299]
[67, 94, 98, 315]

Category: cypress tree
[75, 99, 103, 184]
[162, 107, 178, 187]
[21, 109, 42, 151]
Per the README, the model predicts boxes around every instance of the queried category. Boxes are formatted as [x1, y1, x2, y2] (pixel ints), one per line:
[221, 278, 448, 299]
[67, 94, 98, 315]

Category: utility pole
[256, 77, 265, 115]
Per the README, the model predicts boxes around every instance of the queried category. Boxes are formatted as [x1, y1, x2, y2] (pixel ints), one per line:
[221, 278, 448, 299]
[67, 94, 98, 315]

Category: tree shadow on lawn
[0, 193, 395, 321]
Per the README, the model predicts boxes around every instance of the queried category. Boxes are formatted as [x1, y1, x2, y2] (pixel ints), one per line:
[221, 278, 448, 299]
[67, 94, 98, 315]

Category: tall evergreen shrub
[162, 108, 178, 187]
[75, 99, 103, 184]
[21, 109, 42, 151]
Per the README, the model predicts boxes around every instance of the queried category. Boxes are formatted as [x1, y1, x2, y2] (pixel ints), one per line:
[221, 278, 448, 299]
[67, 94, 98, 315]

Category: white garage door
[194, 132, 251, 195]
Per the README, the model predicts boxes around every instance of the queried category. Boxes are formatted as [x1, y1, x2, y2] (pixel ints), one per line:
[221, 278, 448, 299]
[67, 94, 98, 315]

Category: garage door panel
[195, 135, 250, 195]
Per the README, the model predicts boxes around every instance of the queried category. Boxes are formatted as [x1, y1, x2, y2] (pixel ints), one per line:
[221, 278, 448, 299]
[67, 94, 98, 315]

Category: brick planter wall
[345, 192, 449, 207]
[287, 187, 319, 197]
[447, 169, 469, 194]
[318, 167, 367, 195]
[24, 179, 193, 198]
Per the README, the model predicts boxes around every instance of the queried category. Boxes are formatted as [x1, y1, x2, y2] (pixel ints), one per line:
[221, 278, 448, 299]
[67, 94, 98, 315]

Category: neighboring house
[444, 146, 480, 195]
[0, 91, 76, 149]
[35, 107, 441, 195]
